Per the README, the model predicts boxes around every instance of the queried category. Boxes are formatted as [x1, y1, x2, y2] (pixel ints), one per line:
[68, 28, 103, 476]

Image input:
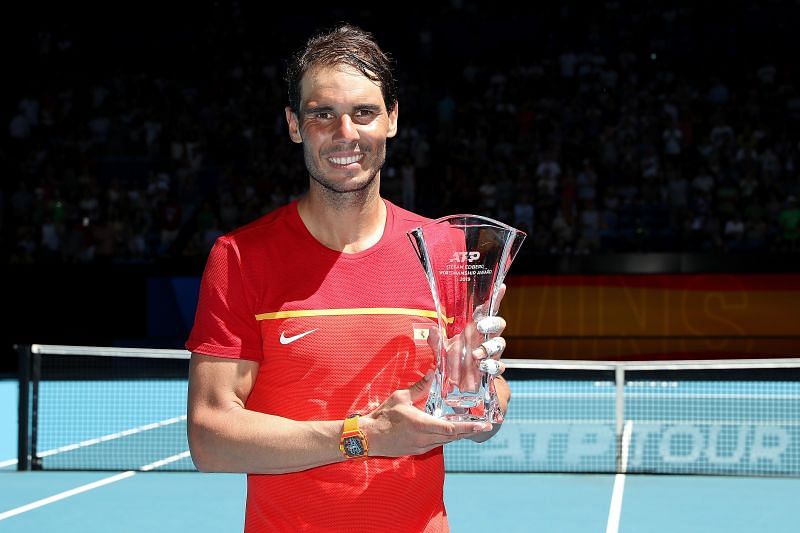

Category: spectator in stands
[3, 5, 798, 263]
[778, 196, 800, 250]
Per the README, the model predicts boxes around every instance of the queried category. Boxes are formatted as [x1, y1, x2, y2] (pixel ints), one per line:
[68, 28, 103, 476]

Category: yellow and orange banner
[500, 274, 800, 360]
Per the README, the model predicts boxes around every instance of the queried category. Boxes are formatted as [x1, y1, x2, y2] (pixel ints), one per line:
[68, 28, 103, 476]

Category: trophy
[408, 215, 526, 423]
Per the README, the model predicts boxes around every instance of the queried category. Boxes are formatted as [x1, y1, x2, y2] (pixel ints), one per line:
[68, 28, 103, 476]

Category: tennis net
[17, 344, 192, 471]
[447, 358, 800, 476]
[16, 344, 800, 476]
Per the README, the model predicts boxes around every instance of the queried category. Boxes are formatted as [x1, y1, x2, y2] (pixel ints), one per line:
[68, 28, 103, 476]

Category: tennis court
[2, 345, 799, 532]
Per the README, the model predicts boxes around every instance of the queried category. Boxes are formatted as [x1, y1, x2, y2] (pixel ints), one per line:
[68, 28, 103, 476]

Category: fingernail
[477, 317, 502, 334]
[481, 338, 504, 357]
[480, 359, 500, 375]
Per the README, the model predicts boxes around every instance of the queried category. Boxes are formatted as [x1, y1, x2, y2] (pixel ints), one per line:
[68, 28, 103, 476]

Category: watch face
[343, 436, 365, 457]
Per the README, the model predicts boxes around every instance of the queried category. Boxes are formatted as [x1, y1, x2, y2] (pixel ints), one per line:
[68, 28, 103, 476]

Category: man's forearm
[188, 405, 346, 474]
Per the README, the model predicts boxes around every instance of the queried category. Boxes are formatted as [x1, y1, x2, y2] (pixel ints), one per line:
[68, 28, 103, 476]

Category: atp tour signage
[446, 422, 798, 475]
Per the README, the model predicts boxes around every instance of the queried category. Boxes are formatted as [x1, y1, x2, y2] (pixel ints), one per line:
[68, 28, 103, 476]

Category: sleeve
[185, 236, 263, 361]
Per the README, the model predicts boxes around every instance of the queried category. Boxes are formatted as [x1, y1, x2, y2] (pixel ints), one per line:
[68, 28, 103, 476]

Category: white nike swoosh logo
[279, 329, 318, 345]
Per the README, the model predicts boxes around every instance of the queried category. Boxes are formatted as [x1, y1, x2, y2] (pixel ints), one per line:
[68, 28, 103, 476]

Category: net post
[30, 347, 42, 470]
[17, 345, 31, 471]
[614, 365, 625, 473]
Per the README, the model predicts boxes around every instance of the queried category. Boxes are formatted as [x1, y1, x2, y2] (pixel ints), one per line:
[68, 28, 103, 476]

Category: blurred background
[2, 1, 799, 371]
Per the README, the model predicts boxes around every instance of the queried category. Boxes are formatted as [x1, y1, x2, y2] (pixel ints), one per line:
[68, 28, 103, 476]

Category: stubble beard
[304, 144, 386, 209]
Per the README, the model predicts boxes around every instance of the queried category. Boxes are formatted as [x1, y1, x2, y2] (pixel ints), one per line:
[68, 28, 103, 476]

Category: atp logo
[449, 251, 481, 263]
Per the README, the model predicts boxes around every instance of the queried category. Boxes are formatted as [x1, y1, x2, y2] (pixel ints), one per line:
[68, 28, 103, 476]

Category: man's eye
[353, 109, 378, 124]
[315, 112, 333, 119]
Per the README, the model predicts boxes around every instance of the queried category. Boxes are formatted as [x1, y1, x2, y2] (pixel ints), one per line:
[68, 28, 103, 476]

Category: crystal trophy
[408, 215, 526, 422]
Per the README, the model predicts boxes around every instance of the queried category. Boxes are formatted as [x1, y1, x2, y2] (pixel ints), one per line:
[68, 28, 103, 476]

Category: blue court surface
[2, 375, 800, 532]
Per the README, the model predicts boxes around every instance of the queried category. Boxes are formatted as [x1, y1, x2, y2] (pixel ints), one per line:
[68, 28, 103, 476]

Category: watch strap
[342, 415, 360, 434]
[339, 414, 368, 459]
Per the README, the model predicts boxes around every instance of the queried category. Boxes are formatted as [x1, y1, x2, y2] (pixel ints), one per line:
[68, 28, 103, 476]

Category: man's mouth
[328, 153, 365, 166]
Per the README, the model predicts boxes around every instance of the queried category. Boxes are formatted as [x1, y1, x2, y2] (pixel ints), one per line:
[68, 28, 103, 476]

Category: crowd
[4, 3, 799, 265]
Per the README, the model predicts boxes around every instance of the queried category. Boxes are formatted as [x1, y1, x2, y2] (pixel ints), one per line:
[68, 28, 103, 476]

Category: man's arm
[187, 354, 344, 473]
[187, 354, 489, 474]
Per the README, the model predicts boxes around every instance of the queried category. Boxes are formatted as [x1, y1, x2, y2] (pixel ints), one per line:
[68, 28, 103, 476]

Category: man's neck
[297, 182, 387, 254]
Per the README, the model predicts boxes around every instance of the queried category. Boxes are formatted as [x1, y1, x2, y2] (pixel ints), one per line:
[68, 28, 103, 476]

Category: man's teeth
[329, 154, 364, 165]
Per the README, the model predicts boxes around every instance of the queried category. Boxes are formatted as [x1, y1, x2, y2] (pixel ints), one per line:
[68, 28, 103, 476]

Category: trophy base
[425, 377, 498, 423]
[441, 397, 487, 422]
[427, 394, 501, 424]
[444, 391, 481, 409]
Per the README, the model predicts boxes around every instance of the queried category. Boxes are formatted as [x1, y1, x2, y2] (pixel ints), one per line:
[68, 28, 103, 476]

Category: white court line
[38, 415, 187, 458]
[504, 418, 800, 426]
[605, 420, 633, 533]
[513, 392, 800, 400]
[140, 450, 192, 471]
[0, 415, 187, 469]
[0, 471, 136, 520]
[0, 451, 191, 521]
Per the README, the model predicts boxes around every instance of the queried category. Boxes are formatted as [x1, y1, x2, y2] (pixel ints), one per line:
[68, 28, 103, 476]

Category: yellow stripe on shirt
[254, 307, 453, 323]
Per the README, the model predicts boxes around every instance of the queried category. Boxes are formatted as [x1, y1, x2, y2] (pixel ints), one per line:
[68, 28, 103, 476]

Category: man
[186, 24, 510, 531]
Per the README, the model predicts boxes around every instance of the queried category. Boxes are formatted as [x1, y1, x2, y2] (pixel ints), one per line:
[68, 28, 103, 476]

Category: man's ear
[285, 106, 303, 143]
[387, 101, 399, 138]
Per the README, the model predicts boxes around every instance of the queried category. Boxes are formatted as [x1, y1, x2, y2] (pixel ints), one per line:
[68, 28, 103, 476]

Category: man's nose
[333, 114, 360, 142]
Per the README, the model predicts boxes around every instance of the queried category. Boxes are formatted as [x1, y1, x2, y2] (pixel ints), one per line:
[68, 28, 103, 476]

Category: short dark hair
[285, 23, 398, 114]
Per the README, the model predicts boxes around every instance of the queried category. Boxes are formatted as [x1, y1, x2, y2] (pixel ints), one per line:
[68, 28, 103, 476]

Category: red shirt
[187, 200, 448, 532]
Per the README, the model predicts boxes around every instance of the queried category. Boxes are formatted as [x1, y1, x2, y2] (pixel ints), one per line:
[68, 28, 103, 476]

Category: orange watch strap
[343, 415, 360, 434]
[340, 415, 368, 459]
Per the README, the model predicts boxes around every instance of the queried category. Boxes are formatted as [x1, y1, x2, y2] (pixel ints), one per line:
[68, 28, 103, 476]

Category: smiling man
[186, 24, 510, 532]
[289, 65, 395, 197]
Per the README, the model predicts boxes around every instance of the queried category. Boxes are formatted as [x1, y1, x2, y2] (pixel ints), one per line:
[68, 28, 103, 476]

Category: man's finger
[418, 414, 491, 436]
[479, 359, 505, 376]
[491, 283, 507, 315]
[426, 325, 441, 351]
[472, 284, 507, 322]
[476, 316, 506, 336]
[408, 370, 434, 404]
[472, 337, 506, 360]
[451, 421, 492, 433]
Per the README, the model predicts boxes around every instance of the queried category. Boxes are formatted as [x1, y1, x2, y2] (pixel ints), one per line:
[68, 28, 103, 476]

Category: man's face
[285, 65, 398, 194]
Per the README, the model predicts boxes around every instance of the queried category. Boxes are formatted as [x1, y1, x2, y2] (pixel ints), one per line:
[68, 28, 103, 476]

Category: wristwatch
[339, 414, 368, 459]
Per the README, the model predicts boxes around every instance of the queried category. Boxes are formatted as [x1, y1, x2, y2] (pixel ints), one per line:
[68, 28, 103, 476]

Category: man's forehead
[300, 65, 384, 108]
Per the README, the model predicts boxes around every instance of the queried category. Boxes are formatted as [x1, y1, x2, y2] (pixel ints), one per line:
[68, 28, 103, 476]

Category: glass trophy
[408, 215, 526, 423]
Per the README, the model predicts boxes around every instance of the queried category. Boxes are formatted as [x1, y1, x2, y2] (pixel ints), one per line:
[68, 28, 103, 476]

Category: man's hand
[462, 283, 511, 440]
[474, 282, 509, 375]
[360, 371, 491, 457]
[431, 283, 510, 415]
[467, 312, 511, 442]
[359, 283, 513, 455]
